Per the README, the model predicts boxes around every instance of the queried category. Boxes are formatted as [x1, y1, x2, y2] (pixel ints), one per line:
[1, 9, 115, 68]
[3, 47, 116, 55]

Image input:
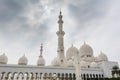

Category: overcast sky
[0, 0, 120, 66]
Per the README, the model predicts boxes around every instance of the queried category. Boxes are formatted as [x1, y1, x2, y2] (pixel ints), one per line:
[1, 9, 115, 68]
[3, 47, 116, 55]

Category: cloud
[0, 0, 120, 65]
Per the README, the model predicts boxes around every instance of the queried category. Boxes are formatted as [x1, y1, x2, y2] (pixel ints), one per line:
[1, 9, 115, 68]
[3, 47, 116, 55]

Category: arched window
[6, 72, 12, 80]
[87, 74, 89, 79]
[57, 73, 60, 79]
[99, 74, 101, 78]
[69, 73, 72, 80]
[90, 74, 92, 78]
[12, 72, 17, 80]
[96, 74, 98, 80]
[44, 73, 48, 79]
[93, 74, 95, 78]
[102, 74, 104, 78]
[73, 73, 76, 80]
[83, 74, 86, 80]
[18, 72, 24, 80]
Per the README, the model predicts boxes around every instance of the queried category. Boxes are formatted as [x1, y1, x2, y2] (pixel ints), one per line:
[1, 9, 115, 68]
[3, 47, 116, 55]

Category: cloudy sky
[0, 0, 120, 66]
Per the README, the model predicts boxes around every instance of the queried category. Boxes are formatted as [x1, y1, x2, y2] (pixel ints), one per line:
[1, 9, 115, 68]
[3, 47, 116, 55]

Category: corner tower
[56, 11, 65, 64]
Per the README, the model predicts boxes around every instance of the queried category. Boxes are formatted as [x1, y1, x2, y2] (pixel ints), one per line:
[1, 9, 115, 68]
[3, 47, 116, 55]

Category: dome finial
[60, 9, 62, 15]
[40, 43, 43, 57]
[58, 10, 63, 19]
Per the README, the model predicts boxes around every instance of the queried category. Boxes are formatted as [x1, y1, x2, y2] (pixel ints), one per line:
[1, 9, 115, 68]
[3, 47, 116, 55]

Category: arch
[57, 73, 60, 79]
[99, 74, 101, 78]
[65, 73, 68, 80]
[53, 73, 57, 80]
[102, 74, 104, 78]
[18, 72, 24, 76]
[44, 73, 48, 79]
[1, 72, 5, 79]
[90, 74, 92, 78]
[83, 74, 86, 80]
[93, 74, 95, 78]
[96, 74, 98, 78]
[2, 72, 7, 80]
[69, 73, 72, 80]
[69, 73, 72, 77]
[96, 74, 98, 80]
[37, 73, 41, 80]
[87, 74, 89, 79]
[11, 72, 18, 80]
[18, 72, 24, 80]
[30, 72, 35, 80]
[49, 73, 52, 77]
[40, 73, 43, 79]
[23, 72, 29, 80]
[25, 72, 30, 80]
[73, 73, 76, 80]
[61, 73, 65, 80]
[6, 72, 12, 80]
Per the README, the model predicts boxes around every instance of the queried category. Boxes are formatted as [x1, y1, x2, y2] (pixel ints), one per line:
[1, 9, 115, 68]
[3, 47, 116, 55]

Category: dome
[37, 56, 45, 66]
[90, 62, 98, 68]
[80, 60, 88, 68]
[0, 53, 8, 64]
[79, 42, 93, 57]
[66, 45, 79, 60]
[18, 54, 28, 65]
[67, 59, 74, 67]
[98, 51, 108, 61]
[51, 57, 60, 66]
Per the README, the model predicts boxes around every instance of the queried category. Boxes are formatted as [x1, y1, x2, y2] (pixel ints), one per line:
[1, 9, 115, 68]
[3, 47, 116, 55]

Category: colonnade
[0, 72, 103, 80]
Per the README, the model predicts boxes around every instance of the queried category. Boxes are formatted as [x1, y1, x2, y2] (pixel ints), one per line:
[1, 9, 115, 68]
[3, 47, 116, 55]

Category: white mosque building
[0, 11, 119, 80]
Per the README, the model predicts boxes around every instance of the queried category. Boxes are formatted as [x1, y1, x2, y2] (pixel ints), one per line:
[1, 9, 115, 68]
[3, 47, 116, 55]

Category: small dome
[18, 54, 28, 65]
[79, 42, 93, 57]
[90, 62, 98, 68]
[0, 53, 8, 64]
[37, 56, 45, 66]
[80, 60, 88, 68]
[67, 59, 74, 67]
[98, 51, 108, 61]
[66, 45, 79, 60]
[51, 57, 60, 66]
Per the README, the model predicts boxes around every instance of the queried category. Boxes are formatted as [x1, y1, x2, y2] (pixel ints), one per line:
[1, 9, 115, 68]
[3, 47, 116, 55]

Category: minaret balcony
[56, 31, 65, 36]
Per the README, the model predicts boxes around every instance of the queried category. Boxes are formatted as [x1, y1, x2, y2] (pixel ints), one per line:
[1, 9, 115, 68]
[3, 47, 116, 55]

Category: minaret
[37, 43, 45, 66]
[56, 11, 65, 63]
[40, 43, 43, 57]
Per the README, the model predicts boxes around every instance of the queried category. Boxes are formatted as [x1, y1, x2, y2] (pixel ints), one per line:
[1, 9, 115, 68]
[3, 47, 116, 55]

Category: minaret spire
[56, 11, 65, 64]
[58, 11, 64, 31]
[40, 43, 43, 57]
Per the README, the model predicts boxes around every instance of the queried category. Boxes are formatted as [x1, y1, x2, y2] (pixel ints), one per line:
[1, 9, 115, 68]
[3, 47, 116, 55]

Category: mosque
[0, 11, 119, 80]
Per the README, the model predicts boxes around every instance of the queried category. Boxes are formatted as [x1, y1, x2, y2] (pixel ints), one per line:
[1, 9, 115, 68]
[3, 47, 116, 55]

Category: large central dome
[79, 42, 93, 57]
